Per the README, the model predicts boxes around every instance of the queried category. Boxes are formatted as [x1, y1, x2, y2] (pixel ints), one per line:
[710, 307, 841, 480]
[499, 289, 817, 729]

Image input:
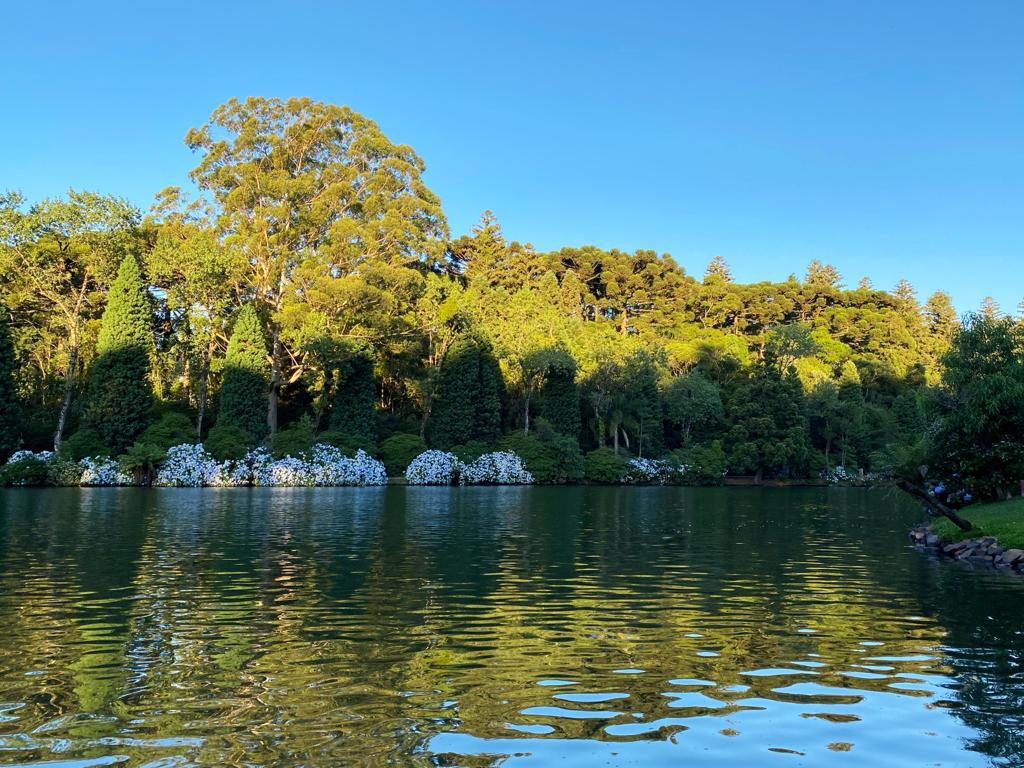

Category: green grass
[933, 497, 1024, 550]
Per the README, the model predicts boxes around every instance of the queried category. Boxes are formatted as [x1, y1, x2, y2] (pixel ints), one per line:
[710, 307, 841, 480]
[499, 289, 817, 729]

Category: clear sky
[2, 0, 1020, 314]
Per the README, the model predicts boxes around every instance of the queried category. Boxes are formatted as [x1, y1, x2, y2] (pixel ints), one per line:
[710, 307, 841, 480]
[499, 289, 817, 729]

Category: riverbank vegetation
[932, 499, 1024, 551]
[0, 97, 1012, 487]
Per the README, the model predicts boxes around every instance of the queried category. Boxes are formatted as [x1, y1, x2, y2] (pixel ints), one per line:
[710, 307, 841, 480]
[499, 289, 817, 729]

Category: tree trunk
[267, 327, 281, 437]
[896, 479, 974, 531]
[613, 427, 619, 454]
[824, 438, 831, 469]
[523, 391, 531, 435]
[53, 344, 78, 451]
[754, 467, 763, 484]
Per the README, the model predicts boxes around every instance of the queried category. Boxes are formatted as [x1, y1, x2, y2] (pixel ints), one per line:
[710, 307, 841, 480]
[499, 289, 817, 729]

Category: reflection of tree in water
[916, 562, 1024, 764]
[0, 487, 1022, 766]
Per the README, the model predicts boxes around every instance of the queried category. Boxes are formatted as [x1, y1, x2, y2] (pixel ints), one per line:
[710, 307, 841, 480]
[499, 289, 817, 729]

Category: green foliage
[139, 412, 196, 451]
[0, 454, 51, 486]
[499, 430, 584, 484]
[584, 447, 629, 484]
[119, 442, 168, 483]
[450, 441, 493, 463]
[0, 306, 20, 460]
[430, 336, 503, 448]
[663, 372, 723, 447]
[726, 365, 811, 479]
[922, 315, 1024, 500]
[329, 344, 377, 445]
[81, 254, 154, 454]
[673, 441, 728, 485]
[932, 498, 1024, 551]
[271, 416, 315, 459]
[378, 433, 427, 476]
[217, 304, 269, 440]
[60, 428, 110, 461]
[204, 424, 256, 461]
[538, 362, 581, 439]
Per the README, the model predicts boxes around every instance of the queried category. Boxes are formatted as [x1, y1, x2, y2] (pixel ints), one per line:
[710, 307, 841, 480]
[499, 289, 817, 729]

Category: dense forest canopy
[0, 97, 1011, 484]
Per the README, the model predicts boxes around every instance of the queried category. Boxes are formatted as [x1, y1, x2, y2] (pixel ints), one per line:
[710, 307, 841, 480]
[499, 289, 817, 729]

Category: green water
[0, 487, 1022, 767]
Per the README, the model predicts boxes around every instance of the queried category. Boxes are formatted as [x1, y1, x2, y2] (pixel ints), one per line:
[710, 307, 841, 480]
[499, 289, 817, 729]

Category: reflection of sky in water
[0, 486, 1021, 766]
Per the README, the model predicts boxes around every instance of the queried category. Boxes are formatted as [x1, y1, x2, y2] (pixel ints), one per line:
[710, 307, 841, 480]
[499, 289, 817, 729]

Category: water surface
[0, 487, 1021, 767]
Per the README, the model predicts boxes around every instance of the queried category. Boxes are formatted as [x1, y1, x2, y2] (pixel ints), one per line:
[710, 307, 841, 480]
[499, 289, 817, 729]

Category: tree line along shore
[0, 97, 1020, 501]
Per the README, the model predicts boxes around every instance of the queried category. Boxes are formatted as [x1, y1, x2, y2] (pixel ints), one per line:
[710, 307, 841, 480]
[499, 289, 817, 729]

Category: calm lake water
[0, 487, 1022, 767]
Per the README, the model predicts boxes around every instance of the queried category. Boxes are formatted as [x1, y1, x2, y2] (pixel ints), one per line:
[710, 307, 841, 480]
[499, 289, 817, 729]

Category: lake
[0, 487, 1021, 767]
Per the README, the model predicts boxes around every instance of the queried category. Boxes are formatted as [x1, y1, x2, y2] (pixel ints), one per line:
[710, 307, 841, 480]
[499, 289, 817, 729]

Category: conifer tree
[704, 255, 733, 283]
[330, 345, 378, 445]
[538, 353, 581, 439]
[430, 336, 503, 448]
[216, 304, 269, 440]
[81, 254, 154, 453]
[0, 305, 20, 460]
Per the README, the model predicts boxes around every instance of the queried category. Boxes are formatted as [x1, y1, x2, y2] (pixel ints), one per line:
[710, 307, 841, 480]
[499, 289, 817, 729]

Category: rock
[1000, 549, 1024, 565]
[925, 534, 939, 546]
[943, 541, 968, 554]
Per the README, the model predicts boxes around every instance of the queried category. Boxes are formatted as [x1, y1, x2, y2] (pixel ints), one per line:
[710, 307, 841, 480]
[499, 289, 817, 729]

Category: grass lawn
[933, 498, 1024, 550]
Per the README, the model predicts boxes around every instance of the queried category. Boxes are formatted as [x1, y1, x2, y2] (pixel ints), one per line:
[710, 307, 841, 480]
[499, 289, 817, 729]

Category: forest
[0, 97, 1012, 487]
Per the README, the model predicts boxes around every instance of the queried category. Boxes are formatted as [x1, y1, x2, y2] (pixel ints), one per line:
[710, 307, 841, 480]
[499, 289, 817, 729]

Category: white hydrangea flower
[80, 456, 134, 486]
[404, 450, 465, 485]
[622, 457, 684, 485]
[155, 444, 232, 487]
[461, 451, 533, 485]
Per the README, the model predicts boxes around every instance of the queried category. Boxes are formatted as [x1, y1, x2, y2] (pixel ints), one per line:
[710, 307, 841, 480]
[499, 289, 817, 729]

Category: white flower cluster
[155, 444, 233, 487]
[154, 443, 388, 487]
[404, 450, 464, 485]
[80, 456, 133, 486]
[6, 450, 55, 464]
[460, 451, 533, 485]
[621, 457, 685, 485]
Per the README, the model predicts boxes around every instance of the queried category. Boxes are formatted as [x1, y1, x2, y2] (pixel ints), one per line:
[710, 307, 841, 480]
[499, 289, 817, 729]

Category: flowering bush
[405, 450, 464, 485]
[621, 457, 684, 485]
[461, 451, 533, 485]
[80, 456, 133, 486]
[1, 450, 86, 486]
[155, 444, 232, 487]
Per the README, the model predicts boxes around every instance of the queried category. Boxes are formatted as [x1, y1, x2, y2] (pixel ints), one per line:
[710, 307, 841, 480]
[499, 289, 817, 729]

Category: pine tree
[216, 304, 269, 440]
[980, 296, 1002, 320]
[330, 345, 378, 445]
[704, 255, 733, 284]
[81, 254, 154, 453]
[430, 335, 503, 448]
[0, 305, 21, 460]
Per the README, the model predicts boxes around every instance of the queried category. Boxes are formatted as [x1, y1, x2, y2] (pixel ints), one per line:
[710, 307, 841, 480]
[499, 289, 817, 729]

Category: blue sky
[2, 0, 1020, 313]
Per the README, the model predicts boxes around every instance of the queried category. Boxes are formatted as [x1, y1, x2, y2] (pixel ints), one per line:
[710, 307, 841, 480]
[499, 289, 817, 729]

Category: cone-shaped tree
[429, 335, 503, 448]
[81, 255, 154, 453]
[329, 344, 377, 445]
[216, 304, 269, 440]
[0, 305, 21, 460]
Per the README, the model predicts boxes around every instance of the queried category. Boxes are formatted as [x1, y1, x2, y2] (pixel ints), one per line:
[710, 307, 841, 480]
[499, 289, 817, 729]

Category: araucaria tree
[81, 254, 154, 454]
[0, 305, 21, 460]
[216, 304, 269, 440]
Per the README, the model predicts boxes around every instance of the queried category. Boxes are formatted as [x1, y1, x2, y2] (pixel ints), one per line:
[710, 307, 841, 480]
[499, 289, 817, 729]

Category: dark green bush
[674, 440, 728, 486]
[139, 412, 196, 451]
[60, 428, 111, 461]
[450, 440, 492, 463]
[499, 431, 584, 484]
[271, 416, 315, 459]
[0, 454, 51, 486]
[204, 424, 256, 461]
[379, 433, 427, 476]
[584, 447, 628, 484]
[315, 430, 377, 456]
[119, 441, 168, 484]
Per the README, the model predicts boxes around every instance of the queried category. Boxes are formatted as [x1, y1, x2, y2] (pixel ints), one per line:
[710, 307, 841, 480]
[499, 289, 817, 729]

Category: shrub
[379, 433, 427, 476]
[80, 456, 133, 486]
[119, 441, 169, 484]
[622, 457, 684, 485]
[674, 441, 728, 486]
[155, 444, 232, 487]
[60, 428, 111, 461]
[405, 450, 464, 485]
[499, 431, 583, 484]
[252, 445, 387, 487]
[139, 412, 196, 450]
[270, 415, 315, 459]
[461, 451, 533, 485]
[584, 448, 628, 484]
[204, 424, 256, 461]
[450, 440, 492, 463]
[1, 451, 53, 486]
[315, 430, 377, 457]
